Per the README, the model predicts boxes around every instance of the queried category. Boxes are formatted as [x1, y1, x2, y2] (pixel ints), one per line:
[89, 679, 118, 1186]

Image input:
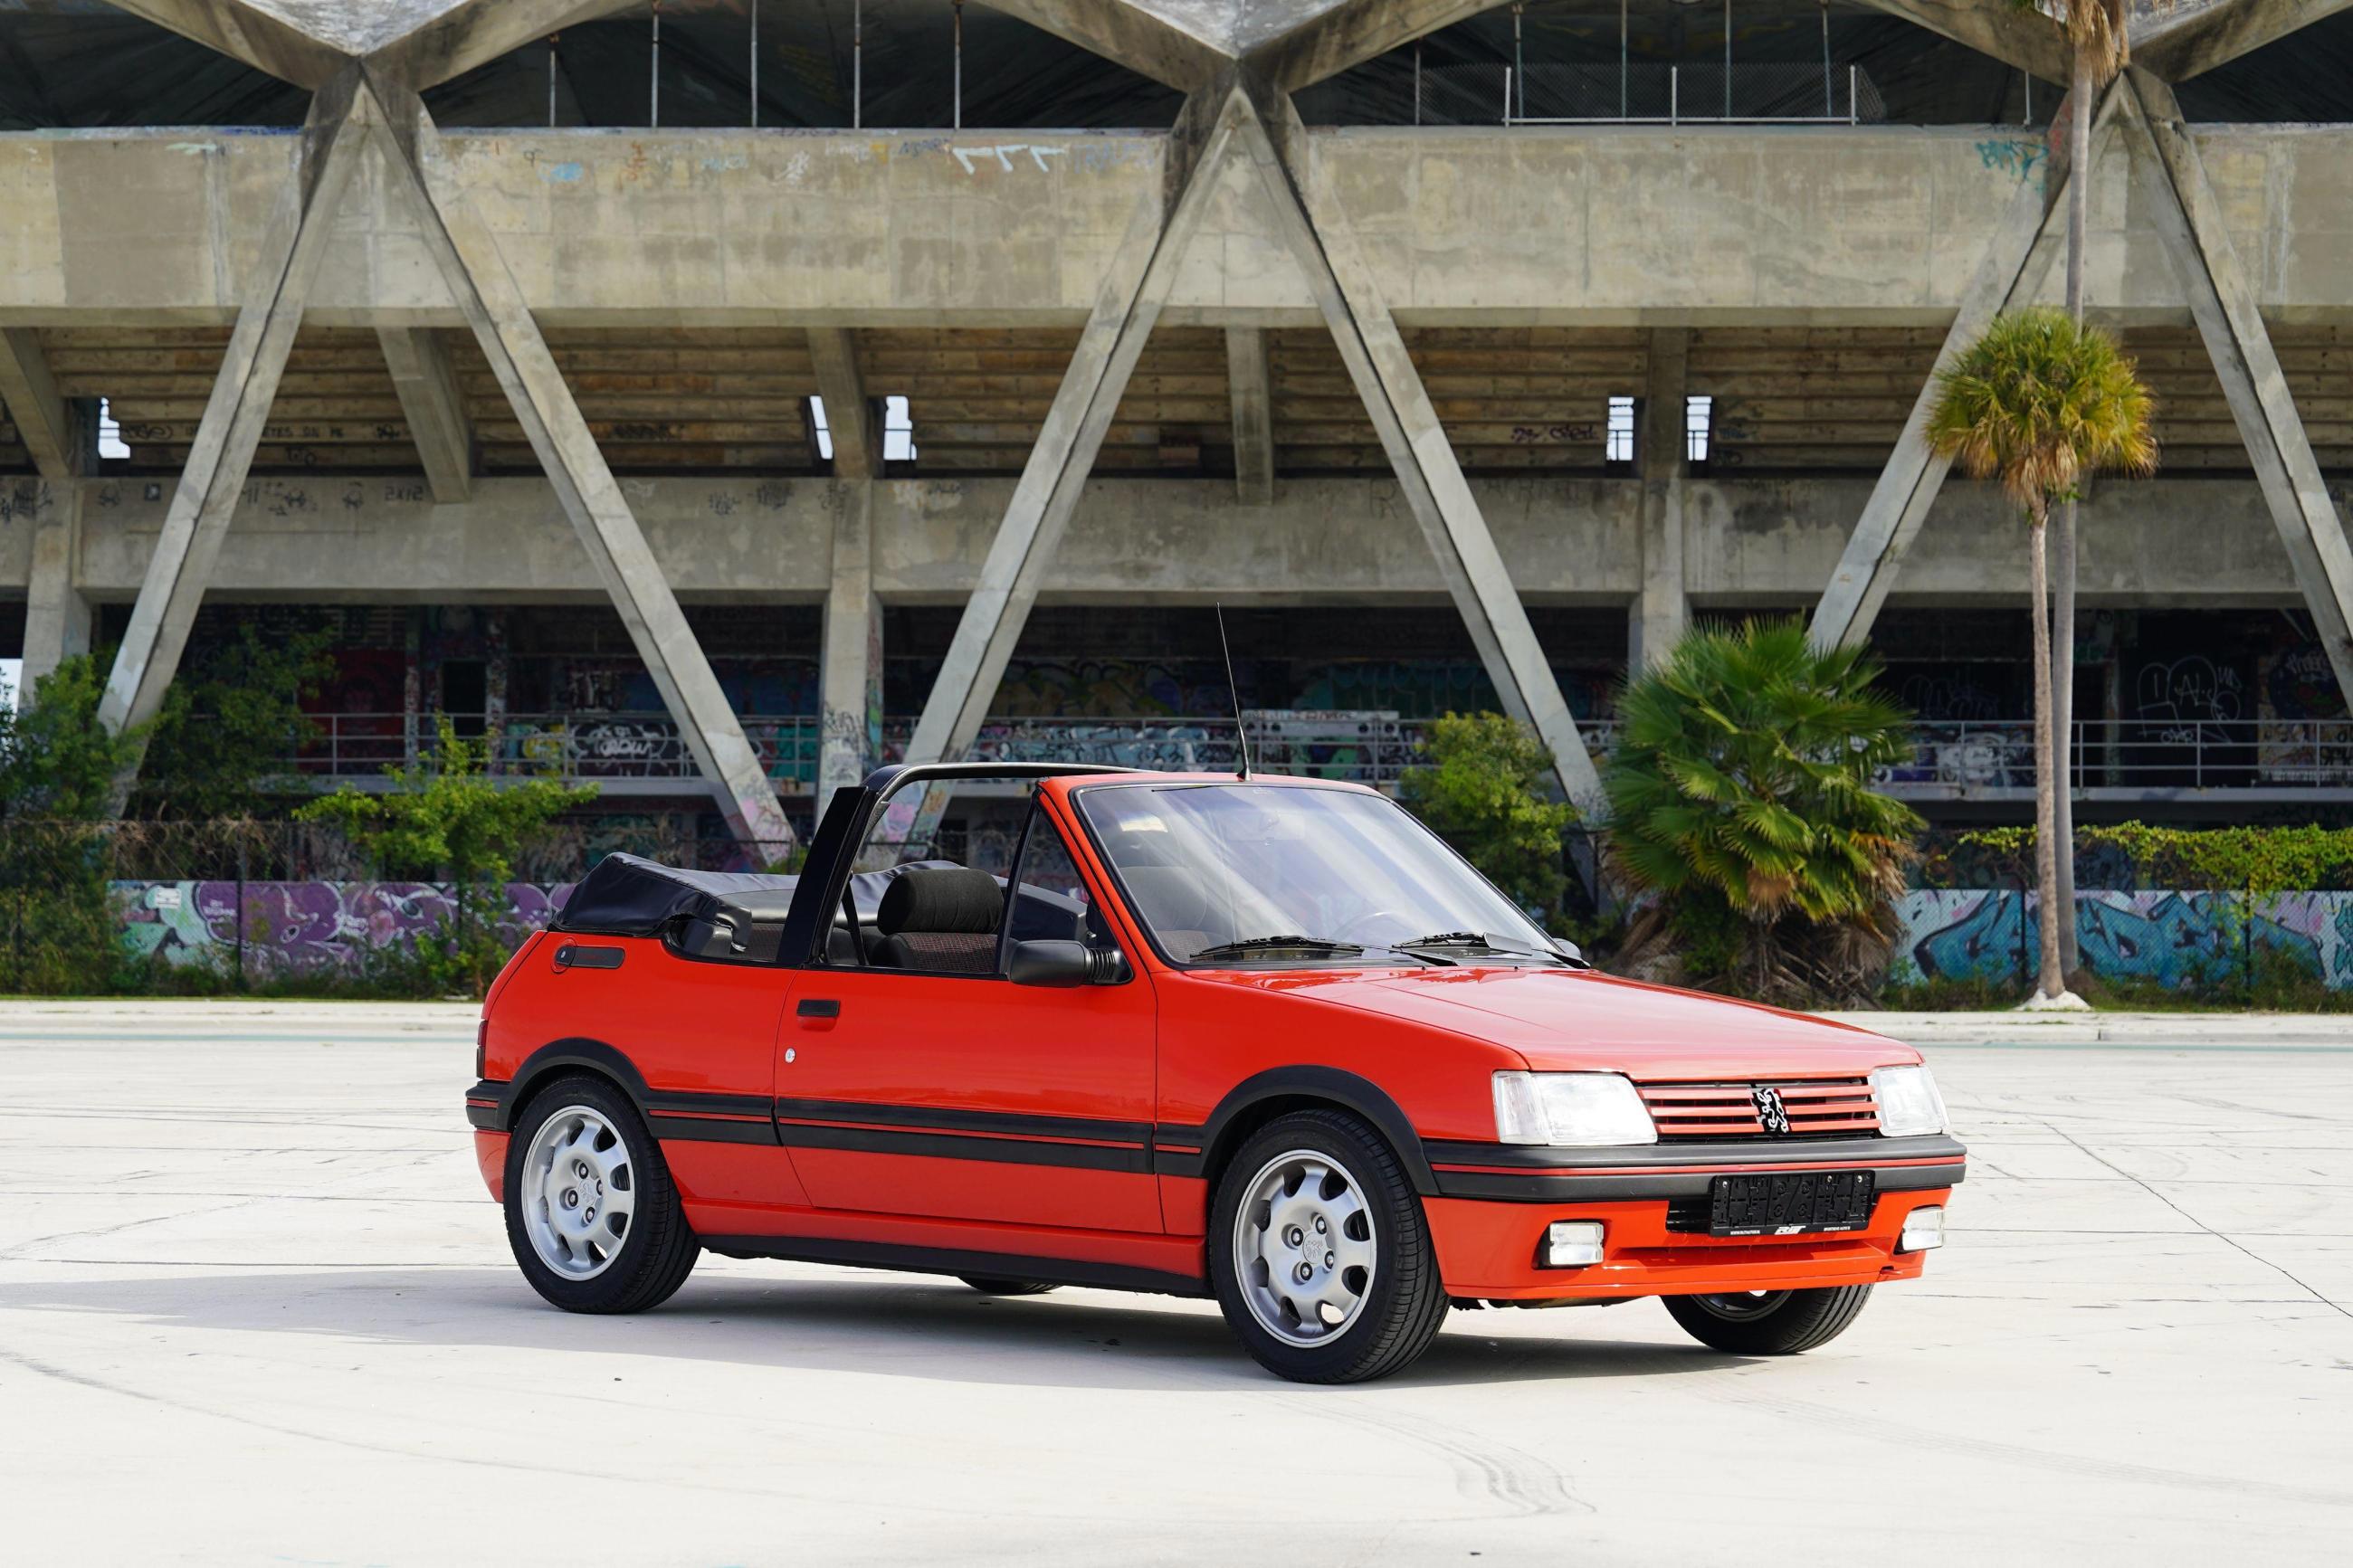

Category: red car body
[468, 766, 1962, 1321]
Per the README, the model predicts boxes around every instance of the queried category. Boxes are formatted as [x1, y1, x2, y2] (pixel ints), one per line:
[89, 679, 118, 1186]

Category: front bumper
[1419, 1133, 1964, 1299]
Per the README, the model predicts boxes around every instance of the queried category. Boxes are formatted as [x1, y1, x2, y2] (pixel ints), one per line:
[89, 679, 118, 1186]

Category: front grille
[1638, 1076, 1880, 1139]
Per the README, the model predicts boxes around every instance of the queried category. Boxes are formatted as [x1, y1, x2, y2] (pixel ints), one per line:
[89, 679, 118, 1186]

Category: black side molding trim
[772, 1119, 1150, 1174]
[700, 1234, 1208, 1298]
[773, 1097, 1151, 1146]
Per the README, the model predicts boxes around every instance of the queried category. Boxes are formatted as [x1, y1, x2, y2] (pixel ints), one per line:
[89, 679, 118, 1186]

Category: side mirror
[1008, 939, 1130, 987]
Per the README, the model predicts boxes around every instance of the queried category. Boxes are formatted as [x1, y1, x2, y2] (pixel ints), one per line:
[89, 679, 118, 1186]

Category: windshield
[1073, 783, 1558, 965]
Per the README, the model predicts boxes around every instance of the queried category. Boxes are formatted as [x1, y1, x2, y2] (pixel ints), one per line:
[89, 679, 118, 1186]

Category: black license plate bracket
[1707, 1170, 1875, 1237]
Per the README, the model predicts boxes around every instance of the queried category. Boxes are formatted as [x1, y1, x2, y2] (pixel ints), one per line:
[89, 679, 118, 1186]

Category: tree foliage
[299, 717, 598, 992]
[0, 655, 137, 822]
[1603, 619, 1922, 1003]
[0, 657, 143, 993]
[1926, 307, 2157, 511]
[1397, 711, 1575, 927]
[135, 621, 337, 819]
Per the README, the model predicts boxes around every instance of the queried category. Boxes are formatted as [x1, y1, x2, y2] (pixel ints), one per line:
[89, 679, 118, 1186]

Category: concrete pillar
[1238, 86, 1601, 807]
[16, 485, 89, 710]
[1225, 327, 1275, 504]
[807, 328, 880, 480]
[904, 87, 1240, 767]
[1633, 328, 1689, 672]
[818, 484, 883, 805]
[1810, 84, 2119, 652]
[368, 67, 796, 851]
[0, 329, 82, 481]
[2125, 70, 2353, 701]
[97, 69, 367, 759]
[376, 327, 473, 503]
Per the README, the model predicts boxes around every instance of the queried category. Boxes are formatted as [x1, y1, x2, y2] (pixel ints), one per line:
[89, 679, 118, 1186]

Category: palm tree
[2030, 0, 2131, 981]
[1604, 618, 1923, 1005]
[1926, 307, 2155, 1003]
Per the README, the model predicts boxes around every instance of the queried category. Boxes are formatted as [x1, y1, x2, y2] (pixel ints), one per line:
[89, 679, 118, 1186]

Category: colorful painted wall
[1893, 889, 2353, 990]
[116, 880, 574, 980]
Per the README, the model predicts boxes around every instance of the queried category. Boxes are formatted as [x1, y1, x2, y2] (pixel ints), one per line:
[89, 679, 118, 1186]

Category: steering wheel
[1335, 908, 1412, 944]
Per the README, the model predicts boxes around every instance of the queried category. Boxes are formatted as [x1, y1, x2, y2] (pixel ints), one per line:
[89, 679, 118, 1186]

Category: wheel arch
[1196, 1067, 1438, 1198]
[499, 1038, 653, 1132]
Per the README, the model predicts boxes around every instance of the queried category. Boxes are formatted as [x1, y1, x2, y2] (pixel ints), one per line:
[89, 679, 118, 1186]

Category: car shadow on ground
[0, 1266, 1747, 1391]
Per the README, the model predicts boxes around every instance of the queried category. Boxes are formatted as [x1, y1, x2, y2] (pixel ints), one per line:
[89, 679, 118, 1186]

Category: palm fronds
[1925, 307, 2157, 511]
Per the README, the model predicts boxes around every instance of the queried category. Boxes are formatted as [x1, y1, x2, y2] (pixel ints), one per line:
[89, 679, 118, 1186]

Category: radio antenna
[1216, 603, 1251, 780]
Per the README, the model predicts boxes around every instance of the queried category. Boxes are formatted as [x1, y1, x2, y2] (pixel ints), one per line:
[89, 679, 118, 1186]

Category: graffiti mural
[1892, 889, 2353, 989]
[115, 880, 573, 979]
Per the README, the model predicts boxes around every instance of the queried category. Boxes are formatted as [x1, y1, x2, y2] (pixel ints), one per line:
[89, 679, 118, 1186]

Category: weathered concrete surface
[27, 472, 2315, 609]
[6, 124, 2353, 326]
[0, 1002, 2345, 1563]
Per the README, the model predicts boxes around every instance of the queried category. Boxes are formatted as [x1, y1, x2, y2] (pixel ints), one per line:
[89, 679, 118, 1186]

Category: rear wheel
[1208, 1109, 1447, 1383]
[959, 1277, 1060, 1297]
[1662, 1286, 1872, 1354]
[505, 1074, 699, 1314]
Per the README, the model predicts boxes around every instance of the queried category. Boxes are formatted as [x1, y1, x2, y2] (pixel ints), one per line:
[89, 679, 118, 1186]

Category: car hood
[1192, 965, 1917, 1076]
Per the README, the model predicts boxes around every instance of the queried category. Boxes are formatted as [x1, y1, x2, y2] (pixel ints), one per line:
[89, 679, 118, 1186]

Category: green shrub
[1397, 712, 1576, 928]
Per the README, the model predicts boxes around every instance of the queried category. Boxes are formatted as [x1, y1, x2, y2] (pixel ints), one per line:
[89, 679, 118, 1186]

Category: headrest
[877, 867, 1005, 936]
[1120, 865, 1211, 933]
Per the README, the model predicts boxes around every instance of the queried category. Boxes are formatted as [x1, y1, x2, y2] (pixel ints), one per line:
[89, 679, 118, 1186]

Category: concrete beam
[806, 329, 880, 482]
[2135, 0, 2353, 82]
[376, 327, 472, 503]
[0, 328, 80, 481]
[368, 68, 796, 851]
[1224, 326, 1275, 504]
[99, 0, 354, 87]
[368, 2, 620, 91]
[15, 484, 88, 710]
[1809, 83, 2120, 651]
[818, 486, 882, 805]
[96, 70, 368, 752]
[1634, 328, 1688, 672]
[904, 87, 1243, 767]
[2125, 68, 2353, 698]
[1860, 0, 2070, 82]
[1243, 87, 1600, 807]
[985, 0, 1233, 90]
[1247, 1, 1491, 93]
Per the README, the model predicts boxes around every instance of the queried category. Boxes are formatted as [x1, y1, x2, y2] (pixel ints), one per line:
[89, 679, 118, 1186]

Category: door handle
[796, 998, 842, 1019]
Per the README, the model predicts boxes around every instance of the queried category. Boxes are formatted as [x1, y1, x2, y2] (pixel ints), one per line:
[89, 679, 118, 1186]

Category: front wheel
[1208, 1109, 1448, 1383]
[1662, 1286, 1872, 1354]
[504, 1073, 699, 1314]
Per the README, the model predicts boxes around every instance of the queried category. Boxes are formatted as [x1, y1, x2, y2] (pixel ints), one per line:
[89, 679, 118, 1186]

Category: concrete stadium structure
[5, 0, 2353, 846]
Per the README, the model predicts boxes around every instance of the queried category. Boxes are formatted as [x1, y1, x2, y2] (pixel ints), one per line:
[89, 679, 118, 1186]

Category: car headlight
[1871, 1064, 1948, 1137]
[1491, 1071, 1657, 1146]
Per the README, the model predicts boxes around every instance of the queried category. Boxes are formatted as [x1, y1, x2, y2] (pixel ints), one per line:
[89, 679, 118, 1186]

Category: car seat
[871, 866, 1005, 973]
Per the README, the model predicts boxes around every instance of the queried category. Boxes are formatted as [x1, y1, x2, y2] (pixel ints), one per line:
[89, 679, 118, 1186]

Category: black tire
[1662, 1286, 1872, 1354]
[1207, 1108, 1448, 1384]
[504, 1073, 700, 1314]
[958, 1277, 1061, 1297]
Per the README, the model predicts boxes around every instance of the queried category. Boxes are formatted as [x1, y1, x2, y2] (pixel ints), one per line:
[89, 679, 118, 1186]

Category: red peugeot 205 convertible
[466, 763, 1962, 1383]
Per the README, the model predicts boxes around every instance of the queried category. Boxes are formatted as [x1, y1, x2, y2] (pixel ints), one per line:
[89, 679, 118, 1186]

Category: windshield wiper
[1187, 934, 1364, 963]
[1396, 931, 1577, 965]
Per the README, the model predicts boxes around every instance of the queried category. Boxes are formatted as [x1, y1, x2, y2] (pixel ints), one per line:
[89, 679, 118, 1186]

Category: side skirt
[700, 1233, 1212, 1299]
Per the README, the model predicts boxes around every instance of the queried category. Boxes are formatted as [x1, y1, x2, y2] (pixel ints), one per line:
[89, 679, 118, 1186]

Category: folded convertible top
[551, 852, 976, 937]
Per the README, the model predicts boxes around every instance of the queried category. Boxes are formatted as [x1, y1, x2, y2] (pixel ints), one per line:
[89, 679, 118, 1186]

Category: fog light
[1898, 1205, 1946, 1254]
[1544, 1221, 1605, 1268]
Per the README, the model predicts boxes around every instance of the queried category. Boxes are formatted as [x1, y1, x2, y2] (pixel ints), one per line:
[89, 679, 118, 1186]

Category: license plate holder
[1708, 1170, 1875, 1237]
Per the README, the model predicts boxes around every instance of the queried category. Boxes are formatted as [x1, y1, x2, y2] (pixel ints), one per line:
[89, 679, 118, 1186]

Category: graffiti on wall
[116, 880, 573, 979]
[1893, 889, 2353, 989]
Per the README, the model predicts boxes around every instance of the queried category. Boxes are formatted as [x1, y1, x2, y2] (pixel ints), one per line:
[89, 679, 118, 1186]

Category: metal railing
[1880, 718, 2353, 794]
[288, 711, 1626, 792]
[1502, 62, 1881, 127]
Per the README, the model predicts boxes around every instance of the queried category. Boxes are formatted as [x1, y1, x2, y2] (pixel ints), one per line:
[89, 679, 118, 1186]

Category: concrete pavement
[0, 1000, 2348, 1564]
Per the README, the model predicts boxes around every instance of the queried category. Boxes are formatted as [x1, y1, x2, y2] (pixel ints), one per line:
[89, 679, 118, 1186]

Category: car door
[775, 785, 1160, 1233]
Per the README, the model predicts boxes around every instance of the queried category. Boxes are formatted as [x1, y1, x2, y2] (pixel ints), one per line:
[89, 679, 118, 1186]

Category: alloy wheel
[1231, 1147, 1379, 1347]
